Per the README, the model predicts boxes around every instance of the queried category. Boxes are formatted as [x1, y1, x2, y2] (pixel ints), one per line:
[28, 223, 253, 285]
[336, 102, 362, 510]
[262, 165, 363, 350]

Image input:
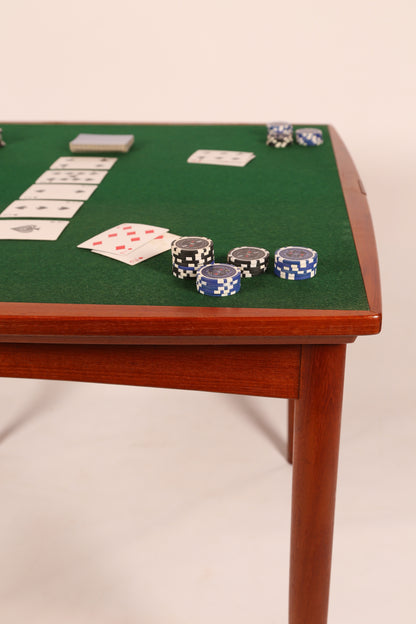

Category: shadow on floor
[228, 395, 288, 460]
[0, 381, 63, 446]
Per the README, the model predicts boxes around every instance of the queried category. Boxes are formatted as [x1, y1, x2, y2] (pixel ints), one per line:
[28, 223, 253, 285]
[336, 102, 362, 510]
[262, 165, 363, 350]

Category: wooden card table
[0, 123, 382, 624]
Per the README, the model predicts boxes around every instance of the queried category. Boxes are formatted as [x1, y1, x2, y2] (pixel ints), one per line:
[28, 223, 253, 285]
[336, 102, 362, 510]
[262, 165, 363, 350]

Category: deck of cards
[78, 223, 178, 266]
[187, 149, 256, 167]
[70, 133, 135, 153]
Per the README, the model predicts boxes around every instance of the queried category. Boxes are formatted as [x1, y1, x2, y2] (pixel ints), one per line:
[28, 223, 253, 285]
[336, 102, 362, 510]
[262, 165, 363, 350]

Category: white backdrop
[1, 1, 415, 623]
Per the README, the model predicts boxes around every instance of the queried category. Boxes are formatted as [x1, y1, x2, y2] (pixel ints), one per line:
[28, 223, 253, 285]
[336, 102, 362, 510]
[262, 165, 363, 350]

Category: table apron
[0, 343, 301, 399]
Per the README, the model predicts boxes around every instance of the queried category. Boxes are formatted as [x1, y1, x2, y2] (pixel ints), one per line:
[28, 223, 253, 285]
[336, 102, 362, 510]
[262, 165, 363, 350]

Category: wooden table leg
[289, 344, 346, 624]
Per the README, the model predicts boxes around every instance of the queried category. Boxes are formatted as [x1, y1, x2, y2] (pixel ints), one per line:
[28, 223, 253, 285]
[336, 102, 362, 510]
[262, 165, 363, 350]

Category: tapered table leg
[289, 344, 346, 624]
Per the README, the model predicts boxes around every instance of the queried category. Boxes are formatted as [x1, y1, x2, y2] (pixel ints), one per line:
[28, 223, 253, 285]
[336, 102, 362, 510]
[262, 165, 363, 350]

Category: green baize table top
[0, 123, 368, 311]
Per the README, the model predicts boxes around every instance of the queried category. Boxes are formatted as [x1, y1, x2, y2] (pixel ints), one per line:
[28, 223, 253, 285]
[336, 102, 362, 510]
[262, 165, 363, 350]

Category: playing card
[0, 199, 84, 219]
[92, 232, 178, 265]
[0, 219, 69, 240]
[69, 133, 134, 153]
[20, 184, 98, 201]
[35, 169, 108, 185]
[50, 156, 118, 170]
[187, 149, 256, 167]
[78, 223, 169, 256]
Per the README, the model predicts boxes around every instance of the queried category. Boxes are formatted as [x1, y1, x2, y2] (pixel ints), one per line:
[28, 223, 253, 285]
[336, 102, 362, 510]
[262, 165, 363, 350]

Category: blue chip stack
[171, 236, 214, 279]
[266, 121, 293, 148]
[274, 246, 318, 280]
[196, 264, 241, 296]
[295, 127, 324, 147]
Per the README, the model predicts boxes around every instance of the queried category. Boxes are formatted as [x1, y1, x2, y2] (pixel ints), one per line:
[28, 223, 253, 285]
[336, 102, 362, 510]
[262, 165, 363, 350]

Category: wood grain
[329, 126, 382, 320]
[289, 344, 346, 624]
[0, 343, 301, 398]
[0, 301, 380, 342]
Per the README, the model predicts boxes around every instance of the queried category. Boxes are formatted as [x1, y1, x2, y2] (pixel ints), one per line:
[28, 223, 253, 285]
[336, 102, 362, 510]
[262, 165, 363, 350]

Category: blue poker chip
[197, 263, 241, 282]
[198, 285, 240, 294]
[196, 278, 240, 289]
[274, 260, 318, 272]
[197, 290, 239, 297]
[274, 259, 318, 273]
[197, 277, 240, 287]
[196, 263, 241, 296]
[274, 267, 317, 280]
[295, 128, 323, 146]
[274, 262, 317, 273]
[196, 282, 241, 296]
[275, 247, 318, 267]
[197, 286, 240, 294]
[274, 264, 317, 275]
[267, 121, 293, 134]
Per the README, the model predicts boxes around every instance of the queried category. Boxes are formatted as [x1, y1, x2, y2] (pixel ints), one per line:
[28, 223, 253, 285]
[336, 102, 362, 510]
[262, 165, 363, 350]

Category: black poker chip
[171, 236, 213, 254]
[266, 134, 293, 148]
[171, 236, 215, 279]
[227, 246, 269, 277]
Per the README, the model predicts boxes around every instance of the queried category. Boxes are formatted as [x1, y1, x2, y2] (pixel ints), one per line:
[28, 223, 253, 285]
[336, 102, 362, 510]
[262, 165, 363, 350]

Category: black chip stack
[171, 236, 214, 279]
[266, 122, 293, 148]
[227, 246, 269, 277]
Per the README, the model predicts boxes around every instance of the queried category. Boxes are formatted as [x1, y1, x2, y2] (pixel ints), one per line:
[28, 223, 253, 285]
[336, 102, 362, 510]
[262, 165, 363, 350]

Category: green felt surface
[0, 123, 368, 310]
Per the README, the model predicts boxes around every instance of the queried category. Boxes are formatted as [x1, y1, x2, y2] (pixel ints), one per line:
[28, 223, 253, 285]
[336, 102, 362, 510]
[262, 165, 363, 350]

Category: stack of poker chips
[0, 128, 5, 148]
[295, 127, 324, 147]
[227, 246, 269, 277]
[274, 246, 318, 280]
[266, 122, 293, 148]
[171, 236, 214, 278]
[196, 264, 241, 297]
